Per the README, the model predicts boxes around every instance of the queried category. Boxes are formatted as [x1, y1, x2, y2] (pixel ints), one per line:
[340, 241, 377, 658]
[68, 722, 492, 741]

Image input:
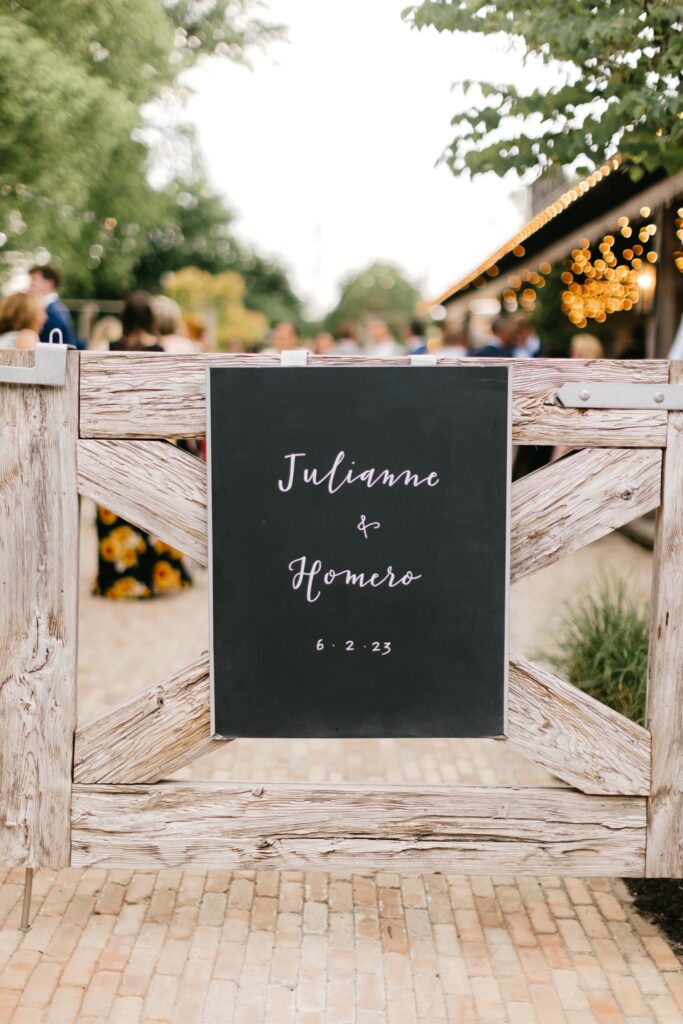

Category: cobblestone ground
[2, 507, 681, 1023]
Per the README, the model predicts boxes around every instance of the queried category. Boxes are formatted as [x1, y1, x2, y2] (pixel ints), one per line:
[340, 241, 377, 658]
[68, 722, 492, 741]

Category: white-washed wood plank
[78, 354, 669, 446]
[510, 448, 662, 583]
[77, 439, 206, 564]
[646, 361, 683, 877]
[0, 352, 79, 867]
[71, 782, 646, 875]
[73, 654, 220, 784]
[507, 655, 650, 796]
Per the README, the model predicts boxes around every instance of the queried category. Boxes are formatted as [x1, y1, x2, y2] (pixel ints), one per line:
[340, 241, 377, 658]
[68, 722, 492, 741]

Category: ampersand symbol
[357, 514, 380, 540]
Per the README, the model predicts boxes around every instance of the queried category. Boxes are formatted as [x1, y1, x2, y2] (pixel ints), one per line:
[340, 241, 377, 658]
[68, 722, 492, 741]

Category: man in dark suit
[29, 264, 83, 348]
[474, 314, 517, 357]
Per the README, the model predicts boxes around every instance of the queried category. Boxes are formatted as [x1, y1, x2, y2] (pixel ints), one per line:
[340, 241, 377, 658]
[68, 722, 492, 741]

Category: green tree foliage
[134, 174, 304, 327]
[405, 0, 683, 179]
[326, 262, 421, 337]
[0, 0, 280, 293]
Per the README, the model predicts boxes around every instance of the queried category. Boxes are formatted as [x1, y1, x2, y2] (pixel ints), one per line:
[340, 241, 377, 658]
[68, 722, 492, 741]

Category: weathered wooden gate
[1, 350, 681, 878]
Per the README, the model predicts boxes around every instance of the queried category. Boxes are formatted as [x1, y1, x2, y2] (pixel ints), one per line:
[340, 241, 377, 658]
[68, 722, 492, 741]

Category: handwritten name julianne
[278, 450, 439, 604]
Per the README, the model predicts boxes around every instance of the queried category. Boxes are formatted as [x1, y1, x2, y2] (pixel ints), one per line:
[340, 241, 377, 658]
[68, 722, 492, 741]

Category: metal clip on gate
[0, 330, 67, 387]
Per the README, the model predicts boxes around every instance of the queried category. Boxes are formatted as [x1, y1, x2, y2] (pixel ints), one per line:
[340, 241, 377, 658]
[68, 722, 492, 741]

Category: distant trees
[405, 0, 683, 180]
[326, 261, 421, 337]
[164, 267, 268, 349]
[133, 172, 304, 328]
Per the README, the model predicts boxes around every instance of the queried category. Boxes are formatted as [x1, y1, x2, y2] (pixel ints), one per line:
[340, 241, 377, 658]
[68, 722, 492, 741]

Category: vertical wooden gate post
[0, 350, 79, 869]
[647, 359, 683, 877]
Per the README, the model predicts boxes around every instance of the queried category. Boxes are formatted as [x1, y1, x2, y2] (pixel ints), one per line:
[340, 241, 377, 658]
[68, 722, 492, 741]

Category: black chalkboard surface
[208, 365, 510, 738]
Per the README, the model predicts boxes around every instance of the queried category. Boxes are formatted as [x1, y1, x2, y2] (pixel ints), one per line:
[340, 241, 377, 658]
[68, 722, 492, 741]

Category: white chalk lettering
[288, 556, 422, 605]
[278, 450, 439, 493]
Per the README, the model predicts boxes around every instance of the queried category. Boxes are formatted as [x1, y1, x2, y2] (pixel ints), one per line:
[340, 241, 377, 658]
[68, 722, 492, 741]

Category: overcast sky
[186, 0, 553, 316]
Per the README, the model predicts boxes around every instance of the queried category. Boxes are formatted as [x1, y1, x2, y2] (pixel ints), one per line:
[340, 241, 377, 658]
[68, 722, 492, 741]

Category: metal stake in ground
[19, 868, 34, 933]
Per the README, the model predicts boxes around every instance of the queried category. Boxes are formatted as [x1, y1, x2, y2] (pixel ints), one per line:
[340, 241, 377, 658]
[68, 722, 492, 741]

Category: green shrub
[546, 579, 649, 726]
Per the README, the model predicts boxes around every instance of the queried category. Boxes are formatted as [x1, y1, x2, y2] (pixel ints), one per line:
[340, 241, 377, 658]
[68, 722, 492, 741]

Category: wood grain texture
[75, 441, 664, 578]
[78, 353, 669, 446]
[646, 361, 683, 877]
[510, 448, 662, 583]
[73, 651, 649, 795]
[77, 439, 206, 563]
[507, 655, 650, 796]
[71, 782, 646, 875]
[0, 351, 79, 868]
[73, 653, 220, 784]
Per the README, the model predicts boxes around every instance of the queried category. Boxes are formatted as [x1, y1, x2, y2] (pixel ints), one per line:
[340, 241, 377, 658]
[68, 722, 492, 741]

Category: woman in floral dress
[93, 292, 192, 600]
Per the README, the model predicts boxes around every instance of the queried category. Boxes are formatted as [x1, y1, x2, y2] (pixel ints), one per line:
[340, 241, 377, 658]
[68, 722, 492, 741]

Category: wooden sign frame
[1, 350, 682, 879]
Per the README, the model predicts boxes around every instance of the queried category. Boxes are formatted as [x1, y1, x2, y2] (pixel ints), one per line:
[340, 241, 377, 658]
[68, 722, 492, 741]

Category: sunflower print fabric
[94, 507, 192, 599]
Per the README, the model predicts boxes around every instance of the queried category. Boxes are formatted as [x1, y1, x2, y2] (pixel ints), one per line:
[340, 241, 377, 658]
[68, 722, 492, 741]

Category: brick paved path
[1, 509, 681, 1023]
[2, 866, 682, 1023]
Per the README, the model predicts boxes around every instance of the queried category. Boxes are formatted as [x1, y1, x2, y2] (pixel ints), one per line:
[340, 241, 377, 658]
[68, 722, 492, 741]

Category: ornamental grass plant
[546, 577, 649, 726]
[546, 577, 683, 954]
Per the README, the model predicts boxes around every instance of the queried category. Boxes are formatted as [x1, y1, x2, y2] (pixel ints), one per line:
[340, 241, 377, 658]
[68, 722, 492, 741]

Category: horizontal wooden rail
[71, 782, 646, 875]
[74, 651, 650, 795]
[78, 354, 669, 446]
[77, 442, 662, 581]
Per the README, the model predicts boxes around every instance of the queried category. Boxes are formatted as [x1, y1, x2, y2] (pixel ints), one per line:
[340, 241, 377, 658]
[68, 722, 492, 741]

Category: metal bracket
[0, 333, 67, 387]
[410, 354, 437, 366]
[280, 350, 309, 367]
[557, 381, 683, 411]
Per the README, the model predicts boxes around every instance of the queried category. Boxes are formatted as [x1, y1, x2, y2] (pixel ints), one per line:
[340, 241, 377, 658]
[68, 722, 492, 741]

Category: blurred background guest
[29, 264, 82, 348]
[335, 321, 360, 354]
[364, 316, 403, 357]
[152, 295, 197, 353]
[404, 318, 428, 355]
[89, 315, 122, 351]
[111, 291, 161, 351]
[440, 324, 468, 358]
[0, 290, 45, 349]
[264, 320, 299, 354]
[475, 315, 517, 357]
[569, 332, 604, 359]
[314, 331, 336, 354]
[224, 338, 245, 353]
[184, 314, 209, 351]
[512, 315, 542, 357]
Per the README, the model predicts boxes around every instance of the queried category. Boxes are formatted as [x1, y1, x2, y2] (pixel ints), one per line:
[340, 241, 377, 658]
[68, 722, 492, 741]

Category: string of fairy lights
[470, 203, 683, 329]
[431, 147, 683, 329]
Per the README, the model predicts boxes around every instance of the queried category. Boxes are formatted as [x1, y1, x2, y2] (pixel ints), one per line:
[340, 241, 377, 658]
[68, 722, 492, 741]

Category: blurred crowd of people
[258, 312, 604, 363]
[0, 267, 202, 356]
[0, 265, 607, 364]
[0, 265, 81, 350]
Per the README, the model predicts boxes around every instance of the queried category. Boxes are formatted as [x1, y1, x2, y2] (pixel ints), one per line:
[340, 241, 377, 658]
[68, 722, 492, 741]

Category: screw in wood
[579, 390, 590, 401]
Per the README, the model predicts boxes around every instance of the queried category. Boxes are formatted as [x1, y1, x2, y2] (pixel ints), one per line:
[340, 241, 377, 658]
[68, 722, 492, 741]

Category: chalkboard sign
[208, 365, 510, 738]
